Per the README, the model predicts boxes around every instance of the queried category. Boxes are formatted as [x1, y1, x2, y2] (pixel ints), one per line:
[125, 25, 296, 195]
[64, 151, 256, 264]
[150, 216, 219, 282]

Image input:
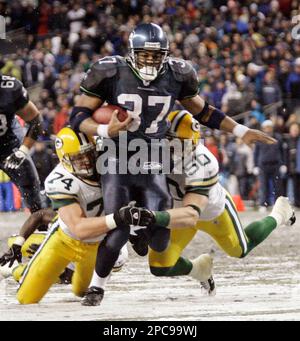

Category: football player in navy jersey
[70, 23, 276, 306]
[0, 73, 43, 212]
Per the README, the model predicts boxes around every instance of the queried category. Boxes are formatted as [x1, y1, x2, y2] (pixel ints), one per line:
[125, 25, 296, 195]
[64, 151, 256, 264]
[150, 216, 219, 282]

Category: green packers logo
[192, 120, 200, 132]
[55, 137, 63, 149]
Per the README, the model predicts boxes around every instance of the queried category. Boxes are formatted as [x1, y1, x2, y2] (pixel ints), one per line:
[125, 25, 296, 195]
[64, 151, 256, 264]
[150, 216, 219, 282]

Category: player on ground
[70, 23, 276, 306]
[147, 111, 296, 295]
[0, 207, 129, 283]
[0, 73, 43, 212]
[14, 127, 152, 304]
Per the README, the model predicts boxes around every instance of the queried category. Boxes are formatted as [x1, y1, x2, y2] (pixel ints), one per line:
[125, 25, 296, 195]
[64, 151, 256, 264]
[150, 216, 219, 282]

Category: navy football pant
[96, 173, 172, 278]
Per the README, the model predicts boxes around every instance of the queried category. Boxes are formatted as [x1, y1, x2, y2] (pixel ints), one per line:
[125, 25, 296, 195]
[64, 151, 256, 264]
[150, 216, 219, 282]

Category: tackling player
[69, 23, 276, 305]
[14, 127, 153, 304]
[0, 73, 43, 212]
[147, 111, 296, 295]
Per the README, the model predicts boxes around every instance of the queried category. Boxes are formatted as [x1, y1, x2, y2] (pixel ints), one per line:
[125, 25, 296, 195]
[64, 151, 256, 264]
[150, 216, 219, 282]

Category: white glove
[279, 165, 288, 175]
[253, 167, 260, 176]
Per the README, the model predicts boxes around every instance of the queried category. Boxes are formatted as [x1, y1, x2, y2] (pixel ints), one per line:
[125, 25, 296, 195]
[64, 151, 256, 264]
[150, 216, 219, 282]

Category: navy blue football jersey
[80, 56, 199, 142]
[0, 75, 29, 159]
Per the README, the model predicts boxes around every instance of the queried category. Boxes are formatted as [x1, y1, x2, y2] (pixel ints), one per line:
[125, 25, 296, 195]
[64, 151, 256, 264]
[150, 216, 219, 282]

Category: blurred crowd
[1, 0, 300, 210]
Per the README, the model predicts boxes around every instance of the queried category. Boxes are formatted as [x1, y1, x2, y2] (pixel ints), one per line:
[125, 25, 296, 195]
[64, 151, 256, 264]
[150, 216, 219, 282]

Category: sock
[244, 216, 277, 255]
[269, 212, 284, 226]
[156, 257, 193, 276]
[89, 270, 111, 290]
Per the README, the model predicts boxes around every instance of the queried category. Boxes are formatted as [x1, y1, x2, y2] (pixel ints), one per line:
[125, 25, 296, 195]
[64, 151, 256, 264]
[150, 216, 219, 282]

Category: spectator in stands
[286, 57, 300, 111]
[286, 122, 300, 208]
[231, 137, 254, 200]
[261, 69, 282, 105]
[0, 170, 14, 212]
[254, 120, 287, 211]
[205, 135, 222, 163]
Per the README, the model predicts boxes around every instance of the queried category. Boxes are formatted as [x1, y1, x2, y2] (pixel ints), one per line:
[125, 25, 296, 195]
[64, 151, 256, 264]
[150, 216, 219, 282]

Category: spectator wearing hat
[253, 120, 287, 210]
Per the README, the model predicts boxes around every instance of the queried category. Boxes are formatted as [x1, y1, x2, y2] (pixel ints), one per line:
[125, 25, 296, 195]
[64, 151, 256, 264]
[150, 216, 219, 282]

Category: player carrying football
[69, 23, 276, 306]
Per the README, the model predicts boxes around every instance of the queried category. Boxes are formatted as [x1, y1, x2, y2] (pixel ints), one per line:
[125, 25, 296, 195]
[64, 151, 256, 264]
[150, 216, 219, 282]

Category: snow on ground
[0, 210, 299, 321]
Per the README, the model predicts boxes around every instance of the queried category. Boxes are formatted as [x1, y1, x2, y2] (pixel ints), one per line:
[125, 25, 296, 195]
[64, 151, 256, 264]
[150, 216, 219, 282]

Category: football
[93, 104, 128, 124]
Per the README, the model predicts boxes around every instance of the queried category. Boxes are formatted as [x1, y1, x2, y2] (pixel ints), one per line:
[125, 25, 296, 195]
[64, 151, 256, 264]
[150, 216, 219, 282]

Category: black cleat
[59, 268, 74, 285]
[289, 212, 296, 226]
[81, 286, 104, 306]
[200, 276, 216, 296]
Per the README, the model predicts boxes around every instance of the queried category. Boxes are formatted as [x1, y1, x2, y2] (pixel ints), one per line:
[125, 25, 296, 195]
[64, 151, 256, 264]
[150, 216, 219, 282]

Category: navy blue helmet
[128, 23, 169, 82]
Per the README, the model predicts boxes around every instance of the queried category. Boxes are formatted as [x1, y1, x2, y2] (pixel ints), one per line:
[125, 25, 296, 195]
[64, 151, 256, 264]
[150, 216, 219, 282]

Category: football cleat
[189, 253, 216, 296]
[200, 275, 216, 297]
[81, 286, 104, 306]
[270, 197, 296, 227]
[58, 267, 74, 284]
[112, 244, 128, 272]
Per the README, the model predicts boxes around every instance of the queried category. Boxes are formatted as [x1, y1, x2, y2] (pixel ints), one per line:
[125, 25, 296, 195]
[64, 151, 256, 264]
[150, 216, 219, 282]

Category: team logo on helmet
[55, 137, 63, 150]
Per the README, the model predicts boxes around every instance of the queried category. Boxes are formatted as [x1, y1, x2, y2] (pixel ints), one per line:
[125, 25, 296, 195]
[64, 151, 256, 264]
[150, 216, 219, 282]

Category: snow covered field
[0, 210, 299, 321]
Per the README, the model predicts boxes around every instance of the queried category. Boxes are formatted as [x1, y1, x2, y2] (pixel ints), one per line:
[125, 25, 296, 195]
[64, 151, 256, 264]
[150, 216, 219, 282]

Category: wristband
[105, 214, 117, 230]
[232, 124, 250, 138]
[14, 236, 25, 246]
[154, 211, 170, 228]
[19, 145, 29, 155]
[97, 124, 109, 138]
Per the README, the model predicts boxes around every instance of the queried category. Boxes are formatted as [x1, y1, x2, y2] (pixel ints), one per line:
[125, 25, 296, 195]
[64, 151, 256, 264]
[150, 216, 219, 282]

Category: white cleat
[0, 260, 18, 278]
[270, 197, 296, 227]
[190, 253, 216, 296]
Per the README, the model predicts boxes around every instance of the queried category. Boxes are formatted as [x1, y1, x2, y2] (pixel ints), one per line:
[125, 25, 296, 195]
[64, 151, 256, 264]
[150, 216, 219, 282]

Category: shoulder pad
[45, 166, 80, 200]
[184, 143, 219, 189]
[88, 56, 124, 79]
[80, 56, 125, 97]
[0, 76, 29, 111]
[168, 58, 197, 82]
[0, 75, 26, 95]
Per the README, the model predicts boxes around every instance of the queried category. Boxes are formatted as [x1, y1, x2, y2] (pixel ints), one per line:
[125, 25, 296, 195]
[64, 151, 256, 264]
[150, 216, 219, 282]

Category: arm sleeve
[13, 80, 29, 112]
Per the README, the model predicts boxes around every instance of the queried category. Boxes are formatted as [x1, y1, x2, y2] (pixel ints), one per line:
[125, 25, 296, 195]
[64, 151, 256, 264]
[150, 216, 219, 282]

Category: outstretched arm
[148, 192, 209, 230]
[180, 95, 276, 145]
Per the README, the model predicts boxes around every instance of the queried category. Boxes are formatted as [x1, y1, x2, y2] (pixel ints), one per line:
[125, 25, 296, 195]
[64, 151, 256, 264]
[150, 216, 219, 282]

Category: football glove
[4, 146, 28, 170]
[0, 244, 22, 268]
[114, 201, 155, 227]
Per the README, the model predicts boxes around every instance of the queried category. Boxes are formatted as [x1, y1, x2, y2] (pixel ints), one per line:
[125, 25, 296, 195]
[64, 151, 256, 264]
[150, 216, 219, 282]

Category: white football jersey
[45, 164, 104, 242]
[167, 143, 226, 221]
